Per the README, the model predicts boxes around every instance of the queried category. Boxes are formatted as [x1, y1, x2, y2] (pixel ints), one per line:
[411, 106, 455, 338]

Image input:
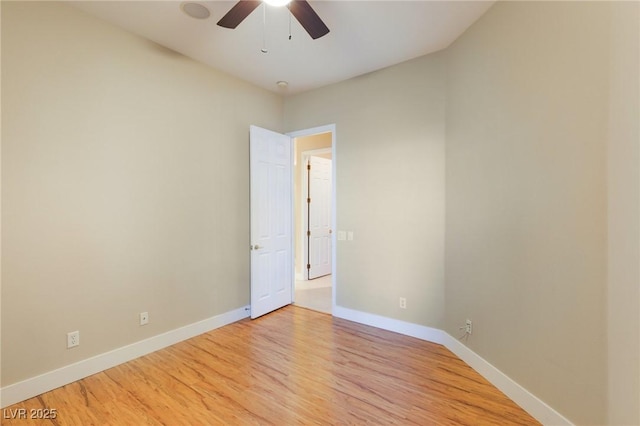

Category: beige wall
[285, 53, 447, 328]
[607, 2, 640, 424]
[1, 2, 283, 386]
[293, 133, 332, 278]
[445, 1, 639, 424]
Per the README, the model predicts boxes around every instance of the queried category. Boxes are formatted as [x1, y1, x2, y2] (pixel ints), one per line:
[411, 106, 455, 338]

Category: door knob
[251, 244, 261, 250]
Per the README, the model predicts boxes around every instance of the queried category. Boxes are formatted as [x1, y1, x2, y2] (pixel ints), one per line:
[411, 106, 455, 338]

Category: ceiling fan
[217, 0, 330, 40]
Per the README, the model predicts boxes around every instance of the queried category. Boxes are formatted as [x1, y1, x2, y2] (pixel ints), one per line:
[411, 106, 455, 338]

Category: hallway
[294, 274, 331, 314]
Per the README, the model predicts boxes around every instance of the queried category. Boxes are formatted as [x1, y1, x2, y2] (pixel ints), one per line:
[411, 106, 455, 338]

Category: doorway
[288, 125, 336, 314]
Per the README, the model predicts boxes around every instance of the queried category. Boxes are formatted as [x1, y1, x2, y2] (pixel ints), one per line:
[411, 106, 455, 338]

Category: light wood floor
[3, 306, 539, 425]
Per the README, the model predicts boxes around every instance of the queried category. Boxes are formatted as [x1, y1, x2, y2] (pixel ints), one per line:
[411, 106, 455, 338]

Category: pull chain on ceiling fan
[217, 0, 330, 40]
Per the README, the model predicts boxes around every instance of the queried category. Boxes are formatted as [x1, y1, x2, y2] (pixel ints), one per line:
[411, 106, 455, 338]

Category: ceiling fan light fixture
[264, 0, 292, 7]
[217, 0, 329, 39]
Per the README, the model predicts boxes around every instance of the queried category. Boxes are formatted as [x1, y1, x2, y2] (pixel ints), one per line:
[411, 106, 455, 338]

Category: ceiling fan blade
[217, 1, 262, 29]
[288, 0, 330, 40]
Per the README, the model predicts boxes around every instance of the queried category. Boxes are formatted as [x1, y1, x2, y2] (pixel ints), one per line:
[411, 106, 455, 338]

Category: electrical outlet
[399, 297, 407, 309]
[67, 331, 80, 348]
[140, 312, 149, 325]
[465, 319, 473, 335]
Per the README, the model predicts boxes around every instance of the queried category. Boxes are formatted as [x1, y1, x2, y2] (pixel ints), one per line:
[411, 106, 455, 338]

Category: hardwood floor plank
[2, 306, 539, 425]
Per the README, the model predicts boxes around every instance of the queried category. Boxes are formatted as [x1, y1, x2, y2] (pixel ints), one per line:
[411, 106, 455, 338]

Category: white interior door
[307, 156, 332, 279]
[250, 125, 293, 319]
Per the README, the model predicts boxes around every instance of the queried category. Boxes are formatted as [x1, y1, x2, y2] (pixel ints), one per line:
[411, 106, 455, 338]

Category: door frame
[287, 124, 337, 312]
[301, 148, 332, 281]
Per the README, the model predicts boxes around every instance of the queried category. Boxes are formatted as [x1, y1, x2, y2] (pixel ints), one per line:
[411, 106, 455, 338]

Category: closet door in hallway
[307, 155, 332, 279]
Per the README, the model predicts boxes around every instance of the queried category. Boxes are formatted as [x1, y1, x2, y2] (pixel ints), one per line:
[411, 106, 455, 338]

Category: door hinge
[307, 164, 311, 170]
[306, 263, 311, 270]
[307, 230, 311, 237]
[307, 197, 311, 204]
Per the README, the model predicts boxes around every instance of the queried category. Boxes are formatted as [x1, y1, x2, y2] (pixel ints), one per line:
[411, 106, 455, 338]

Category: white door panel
[250, 125, 293, 318]
[308, 156, 332, 279]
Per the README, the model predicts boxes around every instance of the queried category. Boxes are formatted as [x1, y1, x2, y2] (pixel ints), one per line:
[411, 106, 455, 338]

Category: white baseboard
[333, 305, 572, 426]
[333, 305, 446, 344]
[0, 305, 250, 408]
[442, 334, 573, 426]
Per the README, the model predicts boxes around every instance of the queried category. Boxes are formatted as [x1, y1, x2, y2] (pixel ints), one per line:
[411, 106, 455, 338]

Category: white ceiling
[71, 1, 494, 95]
